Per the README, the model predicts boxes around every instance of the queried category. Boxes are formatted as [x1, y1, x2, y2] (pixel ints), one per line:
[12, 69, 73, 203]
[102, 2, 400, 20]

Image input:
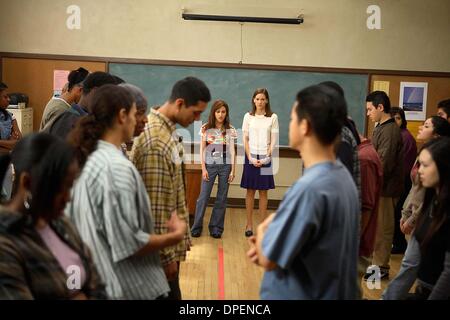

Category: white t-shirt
[242, 112, 279, 155]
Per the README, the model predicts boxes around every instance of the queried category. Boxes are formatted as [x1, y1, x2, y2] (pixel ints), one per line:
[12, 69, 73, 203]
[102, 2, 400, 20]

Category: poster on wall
[53, 70, 70, 97]
[399, 82, 428, 121]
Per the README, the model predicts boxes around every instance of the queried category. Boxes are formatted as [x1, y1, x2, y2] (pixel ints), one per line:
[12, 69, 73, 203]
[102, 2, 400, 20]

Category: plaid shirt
[0, 207, 106, 300]
[131, 109, 190, 266]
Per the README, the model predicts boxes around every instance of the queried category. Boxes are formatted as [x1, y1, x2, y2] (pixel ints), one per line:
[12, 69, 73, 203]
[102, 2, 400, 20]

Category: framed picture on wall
[399, 82, 428, 121]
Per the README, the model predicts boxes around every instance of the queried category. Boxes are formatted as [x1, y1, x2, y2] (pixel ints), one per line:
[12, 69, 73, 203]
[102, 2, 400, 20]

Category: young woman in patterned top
[191, 99, 237, 239]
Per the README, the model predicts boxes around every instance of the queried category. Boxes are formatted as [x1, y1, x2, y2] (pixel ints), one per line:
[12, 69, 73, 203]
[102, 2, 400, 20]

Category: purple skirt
[240, 154, 275, 190]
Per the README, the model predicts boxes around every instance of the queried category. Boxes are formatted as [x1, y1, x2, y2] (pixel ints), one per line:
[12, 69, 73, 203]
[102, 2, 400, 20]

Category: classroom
[0, 0, 450, 304]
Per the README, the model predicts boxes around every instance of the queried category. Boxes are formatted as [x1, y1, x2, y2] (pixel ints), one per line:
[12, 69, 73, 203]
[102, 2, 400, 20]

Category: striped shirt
[131, 109, 190, 266]
[65, 140, 169, 299]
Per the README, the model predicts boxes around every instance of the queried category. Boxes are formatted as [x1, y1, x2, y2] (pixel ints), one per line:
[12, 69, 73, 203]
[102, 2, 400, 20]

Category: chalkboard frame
[109, 62, 370, 148]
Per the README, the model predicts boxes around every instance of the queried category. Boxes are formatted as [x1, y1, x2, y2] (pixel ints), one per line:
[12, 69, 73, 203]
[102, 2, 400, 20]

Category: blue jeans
[382, 236, 421, 299]
[191, 163, 231, 235]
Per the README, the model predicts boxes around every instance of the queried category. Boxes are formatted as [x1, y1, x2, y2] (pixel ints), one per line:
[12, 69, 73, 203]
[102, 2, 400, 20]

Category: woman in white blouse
[240, 88, 278, 237]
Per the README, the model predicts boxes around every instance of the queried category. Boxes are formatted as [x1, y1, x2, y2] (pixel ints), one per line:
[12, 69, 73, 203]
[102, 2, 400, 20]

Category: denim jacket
[0, 110, 13, 140]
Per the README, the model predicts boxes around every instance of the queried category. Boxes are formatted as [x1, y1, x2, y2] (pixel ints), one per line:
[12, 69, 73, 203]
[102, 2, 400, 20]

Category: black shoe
[391, 245, 406, 254]
[363, 266, 389, 281]
[245, 230, 253, 237]
[191, 230, 201, 238]
[211, 232, 222, 239]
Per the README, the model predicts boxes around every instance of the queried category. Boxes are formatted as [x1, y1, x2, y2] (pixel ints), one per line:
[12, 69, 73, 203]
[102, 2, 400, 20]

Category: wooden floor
[360, 254, 405, 300]
[180, 207, 265, 300]
[179, 207, 406, 300]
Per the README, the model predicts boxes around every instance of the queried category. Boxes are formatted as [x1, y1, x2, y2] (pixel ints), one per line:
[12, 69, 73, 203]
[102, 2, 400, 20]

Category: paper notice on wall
[53, 70, 70, 97]
[372, 81, 390, 95]
[400, 82, 428, 121]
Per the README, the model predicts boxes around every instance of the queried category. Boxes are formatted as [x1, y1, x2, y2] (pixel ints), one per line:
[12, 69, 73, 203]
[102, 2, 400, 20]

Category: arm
[174, 142, 191, 249]
[242, 114, 259, 167]
[0, 119, 21, 150]
[361, 211, 371, 235]
[337, 142, 354, 174]
[81, 243, 107, 300]
[267, 115, 279, 157]
[248, 189, 320, 273]
[359, 160, 379, 234]
[0, 237, 34, 300]
[244, 132, 260, 167]
[401, 184, 426, 234]
[132, 148, 178, 266]
[200, 133, 209, 181]
[247, 213, 277, 270]
[134, 211, 186, 256]
[0, 139, 18, 150]
[243, 131, 251, 160]
[228, 135, 236, 182]
[375, 127, 402, 180]
[428, 251, 450, 300]
[255, 214, 277, 270]
[11, 119, 22, 140]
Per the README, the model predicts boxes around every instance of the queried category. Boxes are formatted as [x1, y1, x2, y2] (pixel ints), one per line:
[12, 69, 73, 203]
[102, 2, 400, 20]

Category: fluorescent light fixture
[182, 13, 304, 25]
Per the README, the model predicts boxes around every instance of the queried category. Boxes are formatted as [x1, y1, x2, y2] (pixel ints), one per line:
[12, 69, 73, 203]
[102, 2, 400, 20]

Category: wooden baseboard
[208, 197, 280, 210]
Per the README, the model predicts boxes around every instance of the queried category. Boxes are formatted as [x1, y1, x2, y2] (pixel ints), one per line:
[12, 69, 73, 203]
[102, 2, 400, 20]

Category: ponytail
[67, 114, 106, 167]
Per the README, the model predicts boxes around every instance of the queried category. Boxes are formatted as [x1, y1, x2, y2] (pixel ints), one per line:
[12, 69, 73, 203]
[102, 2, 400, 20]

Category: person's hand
[400, 217, 414, 235]
[400, 217, 414, 234]
[247, 214, 275, 267]
[257, 213, 276, 236]
[166, 210, 186, 240]
[228, 172, 235, 183]
[202, 168, 209, 181]
[186, 237, 193, 251]
[164, 261, 178, 281]
[71, 292, 88, 300]
[246, 236, 259, 266]
[10, 131, 20, 140]
[260, 156, 271, 165]
[250, 157, 262, 167]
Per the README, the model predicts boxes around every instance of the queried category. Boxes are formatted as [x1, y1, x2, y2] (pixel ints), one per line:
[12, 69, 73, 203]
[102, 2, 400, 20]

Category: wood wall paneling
[367, 75, 450, 140]
[1, 57, 106, 131]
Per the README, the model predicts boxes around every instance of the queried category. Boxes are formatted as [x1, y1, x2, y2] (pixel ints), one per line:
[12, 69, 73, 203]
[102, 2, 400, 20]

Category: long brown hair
[250, 88, 273, 117]
[67, 84, 134, 167]
[205, 99, 231, 132]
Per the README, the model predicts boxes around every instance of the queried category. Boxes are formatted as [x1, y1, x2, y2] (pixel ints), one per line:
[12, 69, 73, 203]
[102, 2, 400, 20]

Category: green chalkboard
[110, 63, 368, 146]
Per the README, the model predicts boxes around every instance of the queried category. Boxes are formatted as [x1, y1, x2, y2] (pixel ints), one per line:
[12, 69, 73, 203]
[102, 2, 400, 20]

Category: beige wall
[1, 0, 450, 72]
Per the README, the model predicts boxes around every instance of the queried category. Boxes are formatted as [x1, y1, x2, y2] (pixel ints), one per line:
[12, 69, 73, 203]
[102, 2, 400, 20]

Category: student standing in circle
[383, 137, 450, 300]
[240, 88, 278, 237]
[191, 100, 237, 239]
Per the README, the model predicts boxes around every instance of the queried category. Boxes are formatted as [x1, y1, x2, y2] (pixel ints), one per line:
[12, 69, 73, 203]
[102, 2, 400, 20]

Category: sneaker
[363, 266, 389, 281]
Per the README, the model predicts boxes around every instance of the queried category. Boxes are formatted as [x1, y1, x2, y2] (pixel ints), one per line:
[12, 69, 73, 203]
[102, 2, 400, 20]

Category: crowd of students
[0, 68, 449, 300]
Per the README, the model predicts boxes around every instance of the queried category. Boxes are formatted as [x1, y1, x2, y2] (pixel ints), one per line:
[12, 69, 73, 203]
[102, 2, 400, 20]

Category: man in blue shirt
[247, 84, 360, 299]
[44, 72, 117, 139]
